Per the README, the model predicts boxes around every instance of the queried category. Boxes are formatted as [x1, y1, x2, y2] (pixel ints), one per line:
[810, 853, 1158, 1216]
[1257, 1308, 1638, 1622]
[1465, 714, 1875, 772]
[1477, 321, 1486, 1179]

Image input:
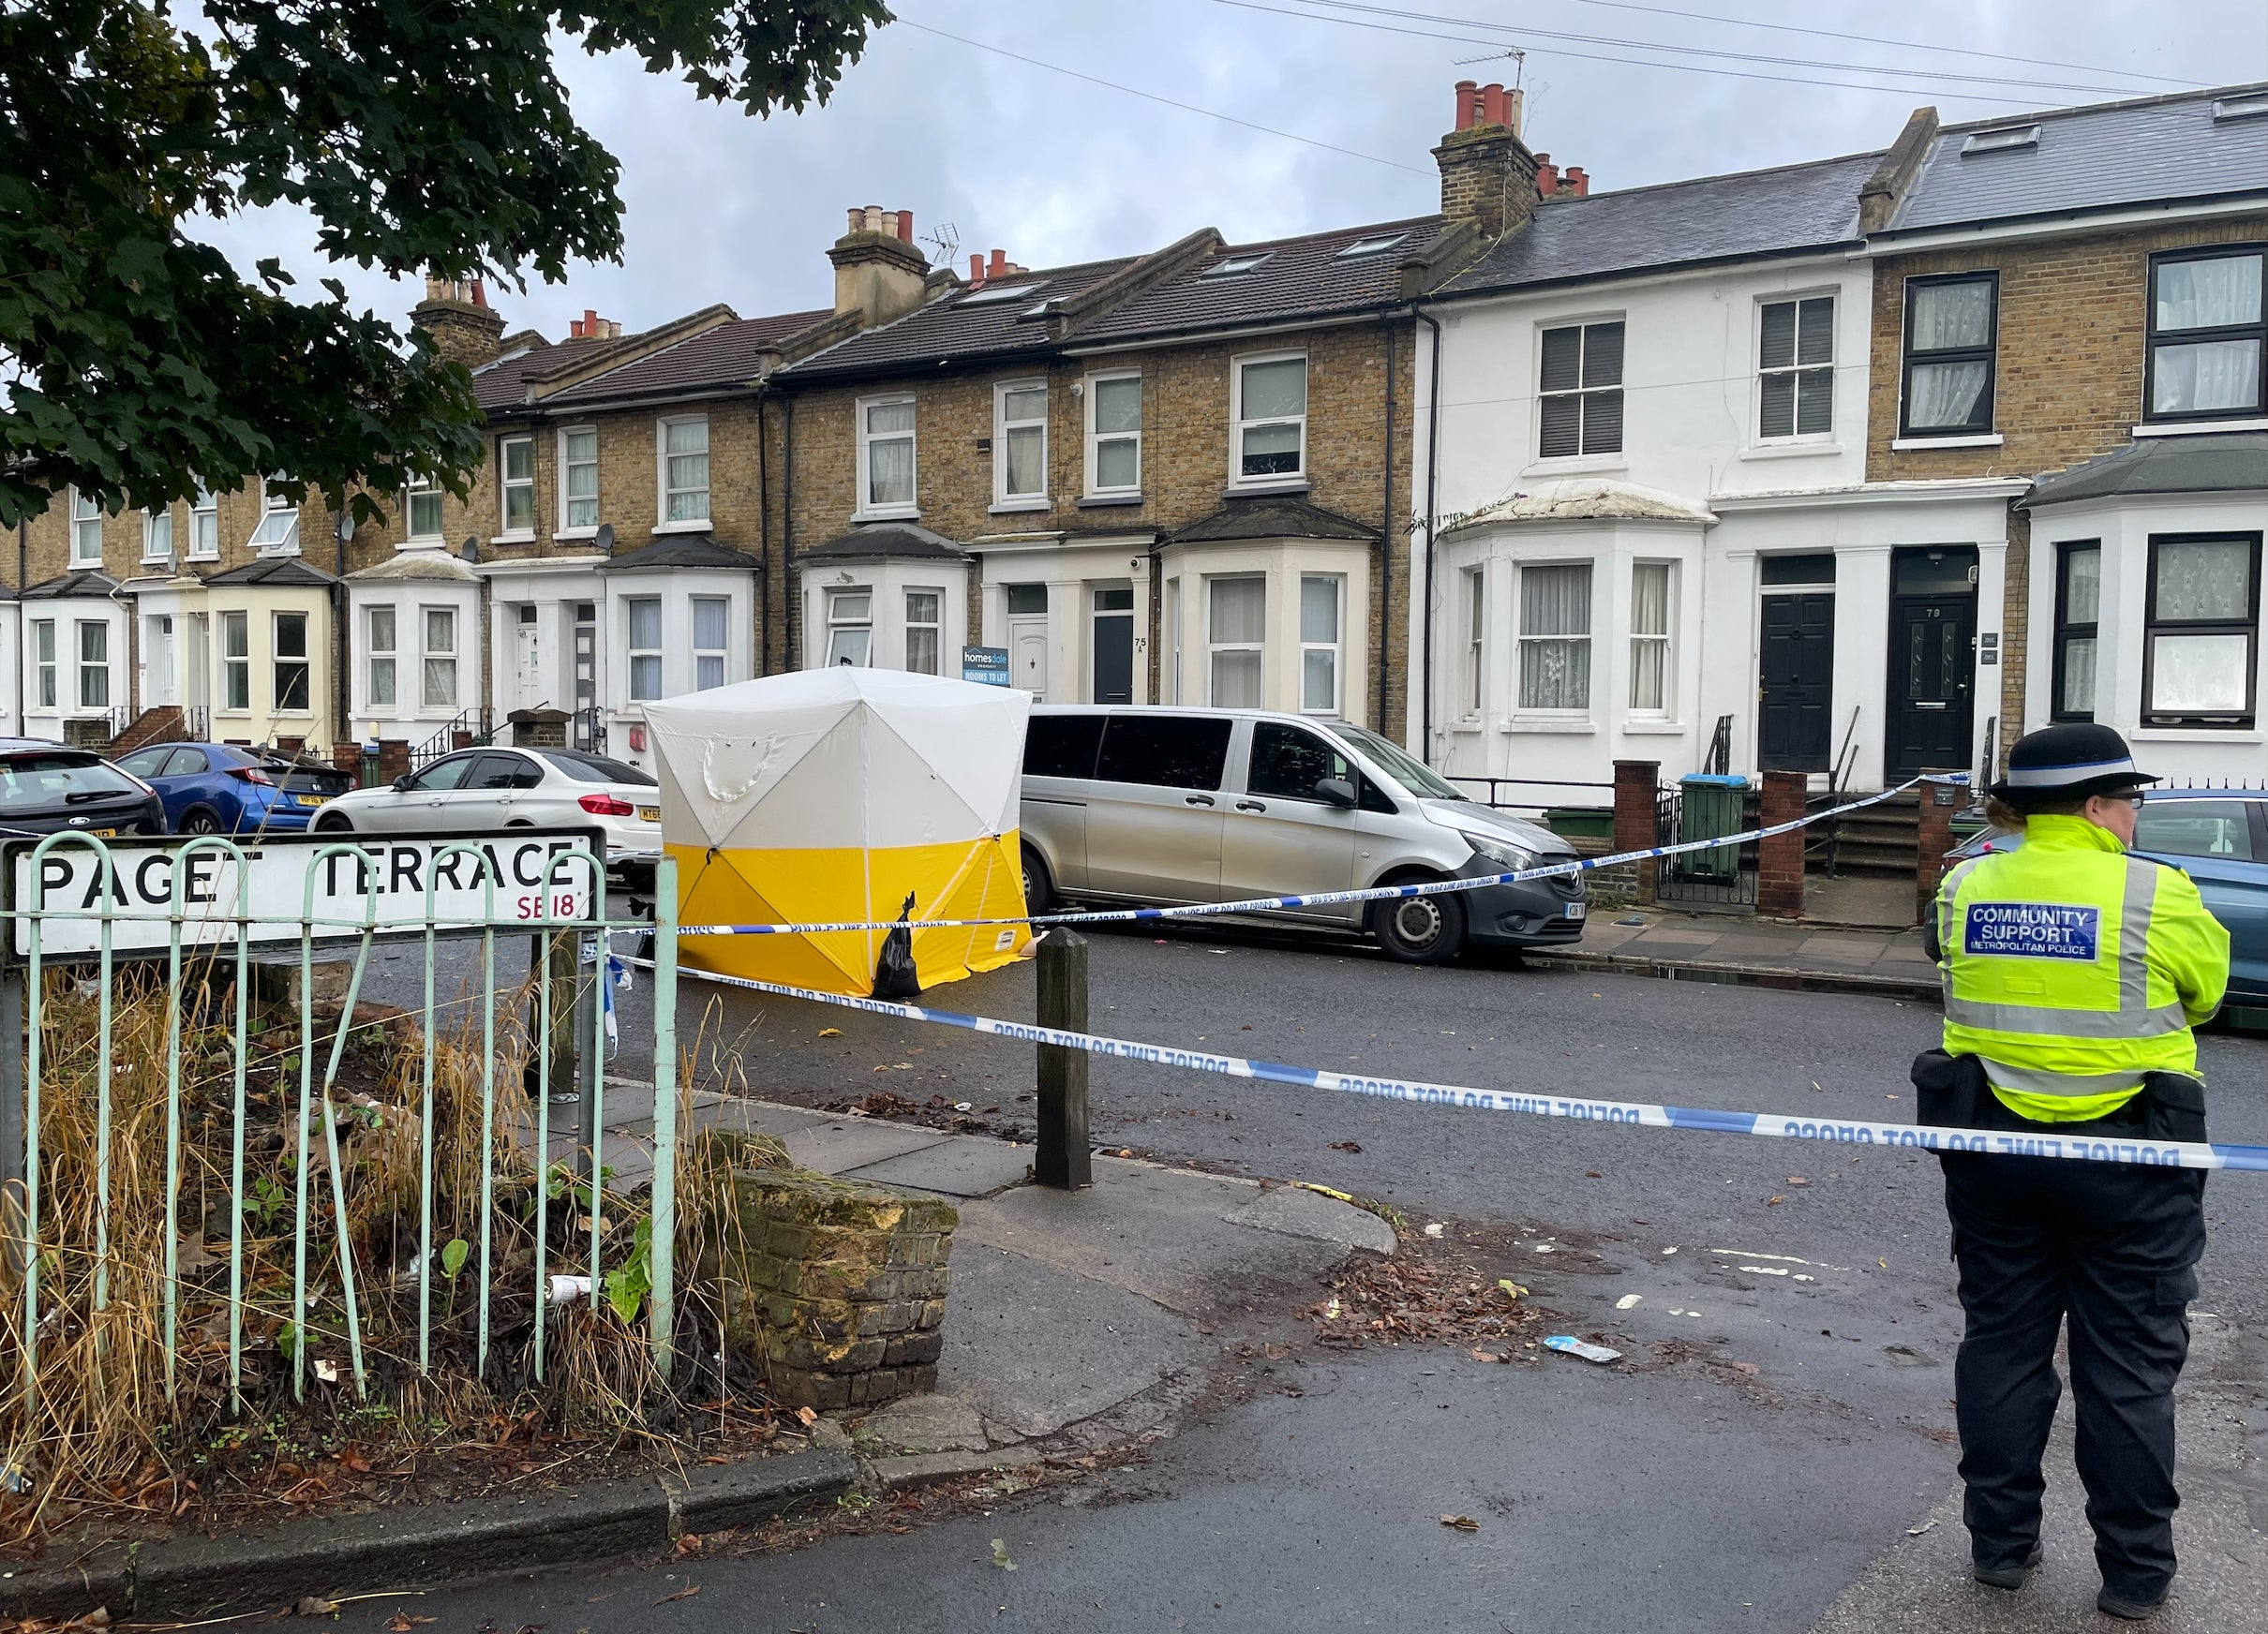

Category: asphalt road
[341, 919, 2268, 1631]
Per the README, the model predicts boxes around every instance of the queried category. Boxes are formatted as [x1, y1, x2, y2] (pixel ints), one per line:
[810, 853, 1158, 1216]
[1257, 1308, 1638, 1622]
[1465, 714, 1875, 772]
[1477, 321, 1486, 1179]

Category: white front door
[1010, 617, 1049, 700]
[184, 615, 209, 708]
[515, 609, 543, 710]
[143, 616, 176, 706]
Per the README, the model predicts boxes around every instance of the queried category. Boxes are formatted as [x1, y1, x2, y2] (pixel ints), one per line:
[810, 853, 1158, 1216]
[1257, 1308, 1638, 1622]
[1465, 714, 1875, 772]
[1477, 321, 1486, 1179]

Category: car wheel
[1021, 844, 1055, 916]
[1369, 880, 1466, 965]
[312, 811, 353, 834]
[181, 808, 223, 836]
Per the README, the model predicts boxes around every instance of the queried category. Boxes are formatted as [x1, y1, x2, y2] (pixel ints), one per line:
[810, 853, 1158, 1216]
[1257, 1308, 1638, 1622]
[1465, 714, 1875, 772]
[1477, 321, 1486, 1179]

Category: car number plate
[88, 828, 116, 839]
[636, 806, 661, 822]
[295, 794, 328, 808]
[1562, 901, 1586, 921]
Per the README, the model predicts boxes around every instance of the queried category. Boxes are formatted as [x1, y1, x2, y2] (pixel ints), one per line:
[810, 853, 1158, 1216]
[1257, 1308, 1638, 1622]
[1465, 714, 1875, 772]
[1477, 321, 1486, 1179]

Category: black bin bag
[873, 892, 921, 1001]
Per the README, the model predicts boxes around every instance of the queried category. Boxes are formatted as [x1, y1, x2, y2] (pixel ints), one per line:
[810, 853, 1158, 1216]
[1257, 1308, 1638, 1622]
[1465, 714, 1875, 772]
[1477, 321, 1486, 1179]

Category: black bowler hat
[1989, 721, 2161, 803]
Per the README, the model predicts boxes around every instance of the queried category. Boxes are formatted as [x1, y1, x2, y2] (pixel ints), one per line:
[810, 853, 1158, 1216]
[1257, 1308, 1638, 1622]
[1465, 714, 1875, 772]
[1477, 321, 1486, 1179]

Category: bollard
[1035, 929, 1092, 1191]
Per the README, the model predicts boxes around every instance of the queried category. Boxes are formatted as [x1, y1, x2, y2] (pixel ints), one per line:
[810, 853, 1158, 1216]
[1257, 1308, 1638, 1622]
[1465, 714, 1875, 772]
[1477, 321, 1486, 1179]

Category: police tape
[615, 945, 2268, 1174]
[678, 773, 1970, 939]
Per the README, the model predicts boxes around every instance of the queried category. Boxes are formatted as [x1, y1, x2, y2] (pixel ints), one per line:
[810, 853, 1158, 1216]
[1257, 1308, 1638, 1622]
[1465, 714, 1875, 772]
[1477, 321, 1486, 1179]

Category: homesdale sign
[7, 829, 603, 957]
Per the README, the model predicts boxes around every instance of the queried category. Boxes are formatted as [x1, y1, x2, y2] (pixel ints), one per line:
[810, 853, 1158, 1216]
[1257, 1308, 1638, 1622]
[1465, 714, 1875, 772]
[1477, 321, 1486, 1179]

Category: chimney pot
[1565, 165, 1590, 197]
[969, 252, 985, 285]
[1455, 80, 1479, 129]
[470, 278, 488, 308]
[847, 207, 865, 235]
[989, 248, 1008, 277]
[897, 208, 915, 244]
[1535, 156, 1559, 198]
[1479, 83, 1499, 127]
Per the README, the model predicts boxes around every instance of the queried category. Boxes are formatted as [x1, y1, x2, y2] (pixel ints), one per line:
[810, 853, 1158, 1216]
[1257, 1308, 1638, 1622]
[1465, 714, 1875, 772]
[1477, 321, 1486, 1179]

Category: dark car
[1945, 788, 2268, 1004]
[0, 741, 163, 839]
[113, 742, 354, 835]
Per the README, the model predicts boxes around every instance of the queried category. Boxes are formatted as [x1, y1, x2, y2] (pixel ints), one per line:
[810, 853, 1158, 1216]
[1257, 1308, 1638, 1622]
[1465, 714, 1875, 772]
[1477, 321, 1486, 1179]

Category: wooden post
[1034, 930, 1091, 1191]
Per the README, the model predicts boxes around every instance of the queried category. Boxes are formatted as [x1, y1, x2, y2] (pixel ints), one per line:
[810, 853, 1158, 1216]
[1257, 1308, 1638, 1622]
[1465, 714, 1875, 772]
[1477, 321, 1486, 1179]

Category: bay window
[1299, 575, 1341, 714]
[692, 596, 728, 691]
[2143, 533, 2259, 728]
[626, 598, 663, 699]
[366, 606, 397, 708]
[2052, 542, 2100, 721]
[2147, 248, 2264, 421]
[904, 589, 942, 676]
[1207, 577, 1264, 706]
[422, 607, 458, 708]
[1517, 562, 1591, 712]
[1630, 562, 1671, 715]
[825, 590, 872, 667]
[1461, 568, 1485, 718]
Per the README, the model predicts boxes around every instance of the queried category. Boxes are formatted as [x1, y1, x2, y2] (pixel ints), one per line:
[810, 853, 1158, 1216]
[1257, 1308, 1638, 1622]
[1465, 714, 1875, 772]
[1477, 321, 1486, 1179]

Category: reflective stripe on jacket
[1931, 814, 2230, 1122]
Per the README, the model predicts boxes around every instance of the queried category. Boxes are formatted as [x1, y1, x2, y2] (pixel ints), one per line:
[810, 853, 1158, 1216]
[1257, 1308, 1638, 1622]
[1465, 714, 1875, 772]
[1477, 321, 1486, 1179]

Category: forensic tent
[643, 668, 1033, 997]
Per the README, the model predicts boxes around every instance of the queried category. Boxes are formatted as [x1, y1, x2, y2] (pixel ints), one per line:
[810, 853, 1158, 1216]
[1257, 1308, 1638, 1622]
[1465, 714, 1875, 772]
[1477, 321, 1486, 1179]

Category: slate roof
[779, 257, 1141, 380]
[1886, 84, 2268, 235]
[802, 522, 971, 562]
[471, 336, 608, 413]
[596, 537, 762, 573]
[204, 557, 337, 587]
[1074, 215, 1450, 344]
[20, 570, 116, 601]
[545, 310, 833, 408]
[1441, 151, 1881, 296]
[1168, 495, 1378, 544]
[2023, 433, 2268, 507]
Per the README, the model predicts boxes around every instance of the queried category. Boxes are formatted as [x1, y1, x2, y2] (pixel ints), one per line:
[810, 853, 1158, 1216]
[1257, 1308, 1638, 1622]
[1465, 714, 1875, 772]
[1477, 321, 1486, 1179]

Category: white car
[311, 746, 662, 874]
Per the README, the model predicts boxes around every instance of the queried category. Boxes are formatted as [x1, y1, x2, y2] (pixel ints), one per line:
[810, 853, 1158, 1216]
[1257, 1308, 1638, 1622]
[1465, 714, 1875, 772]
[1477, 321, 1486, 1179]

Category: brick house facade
[1863, 90, 2268, 783]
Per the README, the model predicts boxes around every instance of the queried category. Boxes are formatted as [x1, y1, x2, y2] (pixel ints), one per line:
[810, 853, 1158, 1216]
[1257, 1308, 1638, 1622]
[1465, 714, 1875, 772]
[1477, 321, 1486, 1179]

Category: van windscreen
[1023, 715, 1105, 779]
[1095, 716, 1231, 791]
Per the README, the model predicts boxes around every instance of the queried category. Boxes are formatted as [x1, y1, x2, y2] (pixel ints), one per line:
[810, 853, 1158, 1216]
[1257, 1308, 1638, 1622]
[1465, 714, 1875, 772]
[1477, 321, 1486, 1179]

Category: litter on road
[1543, 1336, 1622, 1364]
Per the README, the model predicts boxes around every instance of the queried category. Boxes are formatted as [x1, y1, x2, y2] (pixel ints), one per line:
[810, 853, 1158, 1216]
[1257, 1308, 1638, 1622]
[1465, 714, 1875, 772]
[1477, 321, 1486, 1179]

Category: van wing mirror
[1315, 776, 1357, 809]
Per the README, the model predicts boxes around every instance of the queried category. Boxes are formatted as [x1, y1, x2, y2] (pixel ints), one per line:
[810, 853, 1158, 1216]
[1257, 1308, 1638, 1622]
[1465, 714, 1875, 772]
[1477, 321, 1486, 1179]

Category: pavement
[1537, 904, 1939, 996]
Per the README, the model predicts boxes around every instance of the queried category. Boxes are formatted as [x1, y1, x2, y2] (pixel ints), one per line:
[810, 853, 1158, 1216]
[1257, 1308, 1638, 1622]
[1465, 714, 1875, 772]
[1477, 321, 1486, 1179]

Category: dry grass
[0, 960, 757, 1545]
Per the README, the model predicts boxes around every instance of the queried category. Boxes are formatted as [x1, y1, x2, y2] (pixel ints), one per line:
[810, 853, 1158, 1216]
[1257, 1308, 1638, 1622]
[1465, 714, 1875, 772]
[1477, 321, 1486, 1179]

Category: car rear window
[1094, 716, 1231, 791]
[0, 756, 143, 807]
[2137, 799, 2258, 860]
[538, 750, 658, 786]
[1024, 715, 1105, 780]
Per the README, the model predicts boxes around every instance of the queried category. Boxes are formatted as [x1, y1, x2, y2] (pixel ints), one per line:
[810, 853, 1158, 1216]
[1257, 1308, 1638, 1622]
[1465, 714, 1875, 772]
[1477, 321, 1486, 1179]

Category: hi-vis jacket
[1928, 814, 2230, 1123]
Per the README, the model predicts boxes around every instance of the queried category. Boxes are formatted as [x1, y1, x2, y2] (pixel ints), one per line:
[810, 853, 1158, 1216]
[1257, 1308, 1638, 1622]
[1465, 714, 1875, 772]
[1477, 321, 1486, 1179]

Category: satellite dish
[460, 535, 480, 562]
[336, 512, 355, 544]
[596, 523, 616, 554]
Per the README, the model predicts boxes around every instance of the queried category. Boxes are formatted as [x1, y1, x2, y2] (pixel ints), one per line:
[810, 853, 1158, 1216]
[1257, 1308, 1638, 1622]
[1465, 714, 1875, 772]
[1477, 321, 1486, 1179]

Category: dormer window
[1335, 233, 1408, 259]
[1961, 125, 2039, 156]
[1204, 253, 1272, 278]
[2212, 92, 2268, 122]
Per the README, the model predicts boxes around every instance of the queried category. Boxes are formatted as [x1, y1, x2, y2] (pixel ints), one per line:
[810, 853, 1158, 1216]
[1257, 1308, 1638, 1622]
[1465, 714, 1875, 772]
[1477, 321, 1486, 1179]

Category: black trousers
[1917, 1056, 2207, 1598]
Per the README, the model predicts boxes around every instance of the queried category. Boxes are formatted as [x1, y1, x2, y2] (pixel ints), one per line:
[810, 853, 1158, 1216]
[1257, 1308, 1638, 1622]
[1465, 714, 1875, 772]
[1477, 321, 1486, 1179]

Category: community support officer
[1916, 722, 2229, 1622]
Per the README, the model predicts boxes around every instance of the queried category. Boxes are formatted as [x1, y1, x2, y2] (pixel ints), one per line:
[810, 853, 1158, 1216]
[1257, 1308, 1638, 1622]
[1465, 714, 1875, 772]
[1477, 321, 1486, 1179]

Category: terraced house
[1862, 84, 2268, 786]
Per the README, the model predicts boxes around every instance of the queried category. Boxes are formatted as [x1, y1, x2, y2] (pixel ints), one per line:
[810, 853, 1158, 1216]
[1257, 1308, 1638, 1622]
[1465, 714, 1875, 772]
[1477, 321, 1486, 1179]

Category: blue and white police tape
[676, 772, 1971, 939]
[615, 945, 2268, 1174]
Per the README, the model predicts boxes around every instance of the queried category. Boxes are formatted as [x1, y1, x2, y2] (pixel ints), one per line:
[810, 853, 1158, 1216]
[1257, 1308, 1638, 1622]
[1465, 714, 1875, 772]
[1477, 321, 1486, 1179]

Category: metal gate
[1652, 784, 1759, 912]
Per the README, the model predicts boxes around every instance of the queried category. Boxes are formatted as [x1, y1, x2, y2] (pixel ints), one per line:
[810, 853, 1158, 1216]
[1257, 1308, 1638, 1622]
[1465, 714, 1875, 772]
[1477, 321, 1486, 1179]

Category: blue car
[113, 742, 355, 835]
[1946, 788, 2268, 1005]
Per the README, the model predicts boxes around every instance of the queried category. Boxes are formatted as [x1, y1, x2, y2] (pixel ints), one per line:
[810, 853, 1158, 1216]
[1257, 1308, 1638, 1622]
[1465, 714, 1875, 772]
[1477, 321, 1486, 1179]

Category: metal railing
[410, 707, 494, 770]
[1652, 786, 1759, 912]
[1444, 776, 1615, 814]
[1702, 714, 1733, 777]
[0, 832, 683, 1508]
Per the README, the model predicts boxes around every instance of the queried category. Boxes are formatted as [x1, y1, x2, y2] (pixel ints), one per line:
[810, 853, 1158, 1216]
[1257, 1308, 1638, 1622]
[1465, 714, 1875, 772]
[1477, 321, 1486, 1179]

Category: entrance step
[106, 705, 186, 757]
[1807, 789, 1919, 879]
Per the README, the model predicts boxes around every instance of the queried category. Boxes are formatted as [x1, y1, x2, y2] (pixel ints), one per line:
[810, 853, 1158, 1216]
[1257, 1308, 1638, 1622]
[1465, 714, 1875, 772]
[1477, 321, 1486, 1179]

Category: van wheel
[1369, 883, 1465, 964]
[1021, 845, 1055, 916]
[313, 811, 353, 834]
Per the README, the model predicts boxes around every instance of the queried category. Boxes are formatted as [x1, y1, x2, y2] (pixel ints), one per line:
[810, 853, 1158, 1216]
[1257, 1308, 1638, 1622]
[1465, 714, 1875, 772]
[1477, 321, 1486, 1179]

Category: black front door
[1759, 592, 1834, 771]
[1092, 587, 1134, 705]
[1885, 547, 1978, 777]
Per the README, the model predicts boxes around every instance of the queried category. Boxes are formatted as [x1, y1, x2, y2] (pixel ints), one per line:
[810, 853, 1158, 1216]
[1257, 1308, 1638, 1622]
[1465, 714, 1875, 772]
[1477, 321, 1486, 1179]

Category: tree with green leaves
[0, 0, 890, 528]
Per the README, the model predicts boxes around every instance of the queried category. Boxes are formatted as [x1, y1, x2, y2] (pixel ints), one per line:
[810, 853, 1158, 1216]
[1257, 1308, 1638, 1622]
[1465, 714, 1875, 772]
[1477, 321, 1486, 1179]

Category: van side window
[1247, 723, 1350, 800]
[1024, 715, 1105, 779]
[1095, 715, 1231, 790]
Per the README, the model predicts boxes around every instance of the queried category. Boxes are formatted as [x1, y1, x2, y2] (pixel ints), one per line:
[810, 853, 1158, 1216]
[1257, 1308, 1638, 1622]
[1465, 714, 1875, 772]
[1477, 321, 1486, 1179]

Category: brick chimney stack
[829, 203, 931, 327]
[1433, 80, 1540, 241]
[412, 274, 508, 365]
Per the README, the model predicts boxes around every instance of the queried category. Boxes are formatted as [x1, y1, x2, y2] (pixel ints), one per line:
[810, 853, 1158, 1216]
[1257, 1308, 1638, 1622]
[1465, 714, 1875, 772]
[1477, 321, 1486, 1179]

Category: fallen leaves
[294, 1597, 338, 1617]
[674, 1533, 704, 1558]
[990, 1537, 1017, 1571]
[818, 1028, 842, 1037]
[386, 1614, 438, 1631]
[1329, 1140, 1364, 1153]
[1766, 1195, 1787, 1206]
[794, 1406, 817, 1427]
[654, 1583, 701, 1606]
[1786, 1177, 1811, 1187]
[1440, 1514, 1480, 1532]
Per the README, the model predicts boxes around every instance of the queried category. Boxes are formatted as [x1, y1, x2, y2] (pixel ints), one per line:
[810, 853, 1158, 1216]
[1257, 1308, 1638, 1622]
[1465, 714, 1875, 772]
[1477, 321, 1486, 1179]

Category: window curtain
[2153, 338, 2261, 415]
[1519, 564, 1591, 710]
[1210, 578, 1265, 643]
[1630, 563, 1669, 712]
[2064, 544, 2101, 624]
[2156, 255, 2262, 331]
[904, 590, 941, 676]
[1911, 281, 1992, 349]
[1907, 361, 1989, 428]
[868, 438, 914, 506]
[664, 422, 709, 520]
[2155, 539, 2252, 621]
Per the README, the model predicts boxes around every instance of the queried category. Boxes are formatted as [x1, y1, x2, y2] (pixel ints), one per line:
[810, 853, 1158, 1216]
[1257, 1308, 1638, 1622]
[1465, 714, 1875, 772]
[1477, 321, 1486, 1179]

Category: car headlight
[1467, 835, 1535, 873]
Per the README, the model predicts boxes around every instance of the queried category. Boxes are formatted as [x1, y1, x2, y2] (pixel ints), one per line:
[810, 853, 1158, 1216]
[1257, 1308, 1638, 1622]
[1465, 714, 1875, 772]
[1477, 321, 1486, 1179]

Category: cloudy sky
[215, 0, 2263, 339]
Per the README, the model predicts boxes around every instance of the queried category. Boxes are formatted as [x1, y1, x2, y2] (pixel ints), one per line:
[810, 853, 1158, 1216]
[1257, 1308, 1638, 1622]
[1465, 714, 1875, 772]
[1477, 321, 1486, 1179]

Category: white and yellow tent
[644, 669, 1033, 996]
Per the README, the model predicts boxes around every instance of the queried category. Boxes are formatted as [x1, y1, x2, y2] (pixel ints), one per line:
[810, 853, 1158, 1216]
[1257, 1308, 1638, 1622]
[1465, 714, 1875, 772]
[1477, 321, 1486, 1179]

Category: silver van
[1018, 706, 1587, 964]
